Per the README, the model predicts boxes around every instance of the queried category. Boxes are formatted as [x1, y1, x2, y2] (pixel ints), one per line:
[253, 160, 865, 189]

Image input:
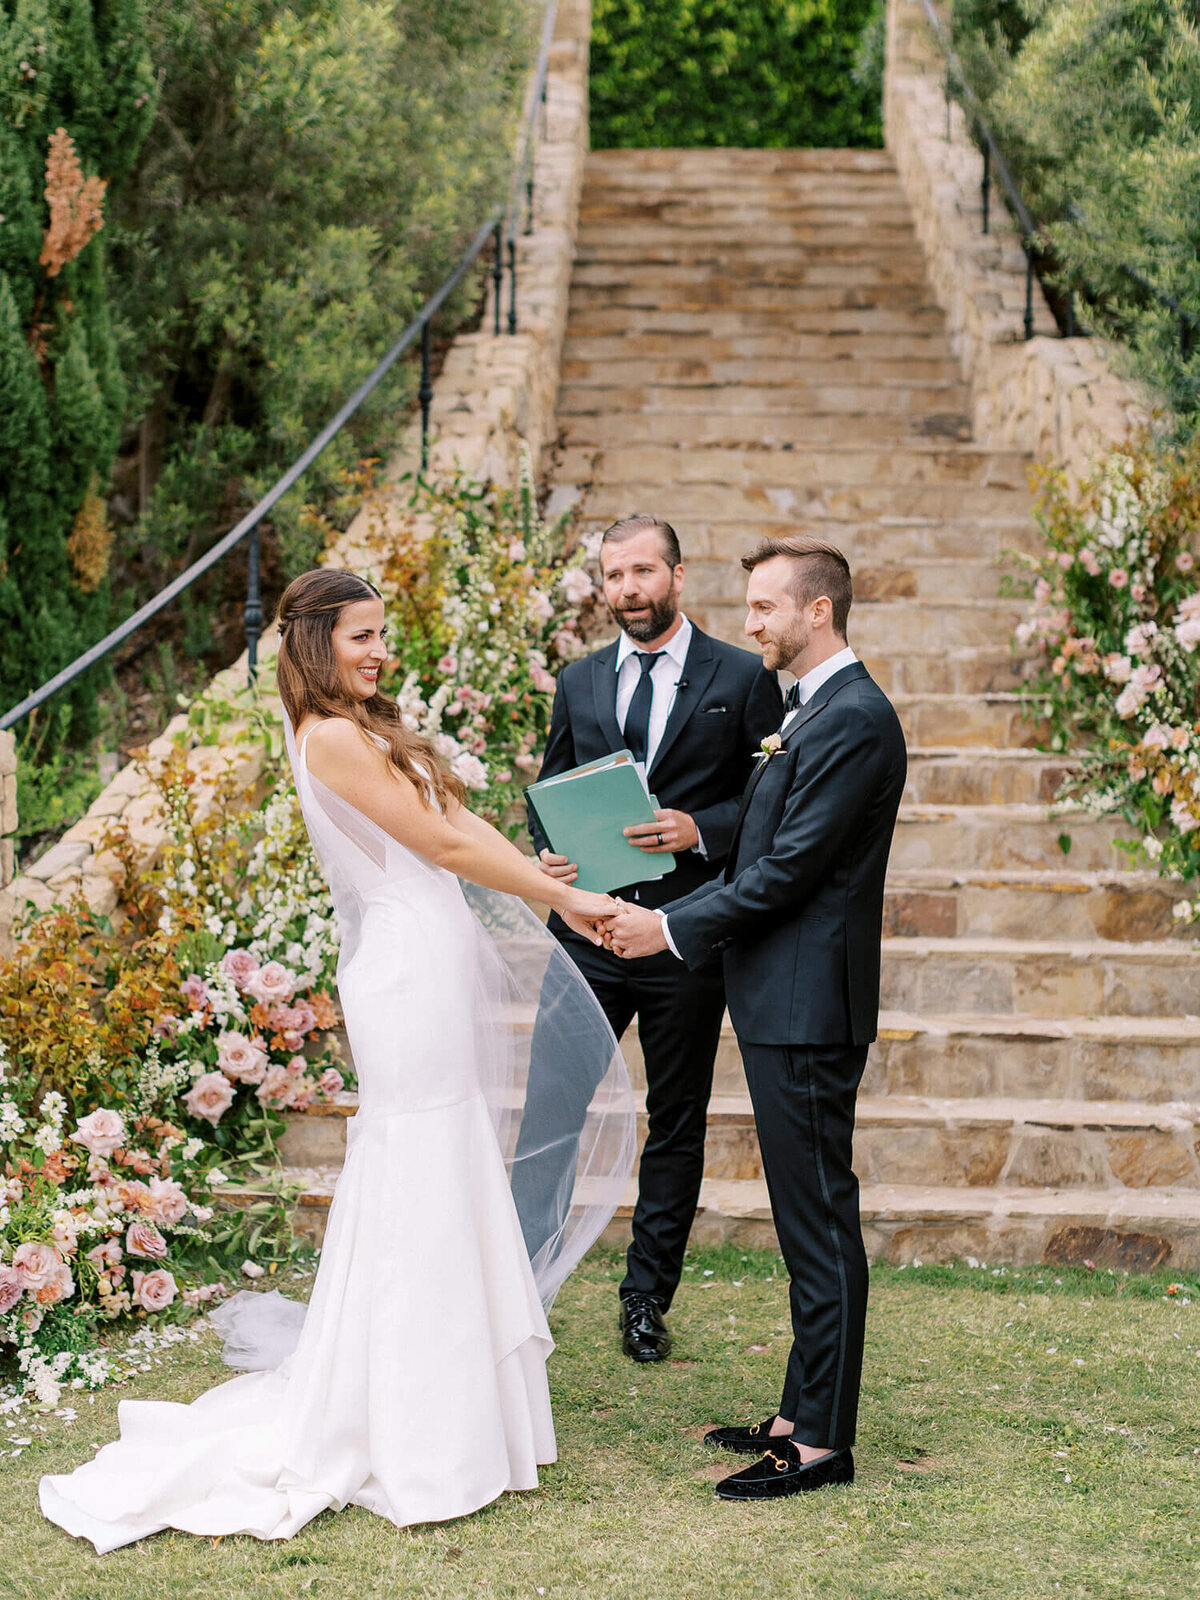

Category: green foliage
[14, 706, 102, 860]
[0, 0, 157, 733]
[949, 0, 1200, 420]
[589, 0, 884, 148]
[109, 0, 537, 584]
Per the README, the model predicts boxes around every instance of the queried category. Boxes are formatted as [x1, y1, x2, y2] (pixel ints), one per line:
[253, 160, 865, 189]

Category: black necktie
[784, 683, 801, 715]
[623, 651, 664, 764]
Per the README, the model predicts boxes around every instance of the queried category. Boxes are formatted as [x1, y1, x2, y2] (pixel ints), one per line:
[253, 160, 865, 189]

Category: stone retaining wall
[884, 0, 1146, 480]
[1, 0, 591, 951]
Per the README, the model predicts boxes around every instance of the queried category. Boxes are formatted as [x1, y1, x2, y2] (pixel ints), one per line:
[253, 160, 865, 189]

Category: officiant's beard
[612, 589, 679, 644]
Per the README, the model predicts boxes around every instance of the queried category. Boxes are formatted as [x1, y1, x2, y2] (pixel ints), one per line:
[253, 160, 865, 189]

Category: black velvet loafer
[715, 1441, 855, 1500]
[703, 1416, 782, 1454]
[618, 1293, 671, 1362]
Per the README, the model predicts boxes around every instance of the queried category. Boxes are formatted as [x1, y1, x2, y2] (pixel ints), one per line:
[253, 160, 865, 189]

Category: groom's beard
[763, 618, 811, 675]
[612, 588, 679, 644]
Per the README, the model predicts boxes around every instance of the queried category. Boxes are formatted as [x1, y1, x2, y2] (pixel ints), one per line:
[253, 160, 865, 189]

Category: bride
[40, 569, 635, 1551]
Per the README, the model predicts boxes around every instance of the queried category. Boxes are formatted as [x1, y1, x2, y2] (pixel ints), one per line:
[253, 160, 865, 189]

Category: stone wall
[1, 0, 591, 950]
[884, 0, 1146, 480]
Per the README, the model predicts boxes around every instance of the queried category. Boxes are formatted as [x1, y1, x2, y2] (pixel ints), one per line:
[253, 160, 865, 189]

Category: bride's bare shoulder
[303, 717, 383, 768]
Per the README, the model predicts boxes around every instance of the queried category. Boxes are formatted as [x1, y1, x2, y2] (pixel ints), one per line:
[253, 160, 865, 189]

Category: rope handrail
[0, 1, 559, 735]
[919, 0, 1199, 348]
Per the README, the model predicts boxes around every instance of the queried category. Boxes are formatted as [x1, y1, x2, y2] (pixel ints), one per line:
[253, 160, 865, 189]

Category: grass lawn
[3, 1246, 1198, 1599]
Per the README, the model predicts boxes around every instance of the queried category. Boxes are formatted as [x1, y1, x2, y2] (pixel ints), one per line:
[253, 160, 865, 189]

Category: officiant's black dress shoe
[704, 1416, 783, 1455]
[618, 1293, 671, 1362]
[715, 1441, 854, 1500]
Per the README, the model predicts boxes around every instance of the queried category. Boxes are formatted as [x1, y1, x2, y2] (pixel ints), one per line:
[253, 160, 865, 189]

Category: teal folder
[525, 750, 676, 895]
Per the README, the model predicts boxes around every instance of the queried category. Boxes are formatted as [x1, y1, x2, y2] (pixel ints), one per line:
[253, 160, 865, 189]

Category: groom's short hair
[600, 513, 682, 569]
[741, 536, 853, 638]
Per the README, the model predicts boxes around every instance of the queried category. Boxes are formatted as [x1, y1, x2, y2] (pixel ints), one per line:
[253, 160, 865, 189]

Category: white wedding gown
[40, 723, 635, 1551]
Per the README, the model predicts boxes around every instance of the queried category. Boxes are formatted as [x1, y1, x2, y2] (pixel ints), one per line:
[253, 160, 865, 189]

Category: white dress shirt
[660, 644, 858, 959]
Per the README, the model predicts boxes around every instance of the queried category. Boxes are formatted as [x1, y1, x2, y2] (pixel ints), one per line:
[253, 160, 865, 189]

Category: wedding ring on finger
[656, 832, 663, 846]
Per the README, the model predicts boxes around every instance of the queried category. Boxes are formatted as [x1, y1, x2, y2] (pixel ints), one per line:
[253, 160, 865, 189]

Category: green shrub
[949, 0, 1200, 421]
[590, 0, 884, 148]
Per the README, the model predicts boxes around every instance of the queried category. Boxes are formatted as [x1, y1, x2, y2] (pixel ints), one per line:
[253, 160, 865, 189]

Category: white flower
[759, 733, 783, 757]
[1174, 615, 1200, 652]
[1114, 686, 1143, 719]
[241, 1260, 265, 1280]
[1103, 654, 1133, 684]
[560, 568, 593, 605]
[1124, 621, 1158, 658]
[451, 753, 489, 791]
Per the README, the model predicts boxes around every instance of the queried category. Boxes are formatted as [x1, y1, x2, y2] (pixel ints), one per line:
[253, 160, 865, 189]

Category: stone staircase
[273, 147, 1200, 1271]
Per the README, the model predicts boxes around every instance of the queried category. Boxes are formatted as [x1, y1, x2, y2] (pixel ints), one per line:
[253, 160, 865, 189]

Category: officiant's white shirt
[614, 614, 693, 772]
[659, 645, 858, 958]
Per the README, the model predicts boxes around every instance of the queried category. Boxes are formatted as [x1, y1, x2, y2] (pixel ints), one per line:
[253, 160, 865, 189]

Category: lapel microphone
[676, 678, 689, 690]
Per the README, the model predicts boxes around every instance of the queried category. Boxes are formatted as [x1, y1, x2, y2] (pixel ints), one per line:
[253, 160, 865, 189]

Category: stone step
[584, 148, 899, 175]
[574, 479, 1023, 522]
[276, 1092, 1200, 1192]
[905, 748, 1075, 805]
[561, 331, 959, 363]
[556, 443, 1029, 488]
[892, 803, 1130, 872]
[624, 1012, 1200, 1104]
[885, 868, 1190, 943]
[574, 222, 922, 249]
[571, 260, 937, 289]
[686, 595, 1024, 652]
[893, 693, 1046, 748]
[560, 354, 963, 387]
[687, 1179, 1200, 1271]
[274, 1167, 1200, 1269]
[564, 306, 955, 338]
[880, 936, 1200, 1019]
[567, 282, 943, 312]
[562, 408, 974, 446]
[584, 517, 1040, 564]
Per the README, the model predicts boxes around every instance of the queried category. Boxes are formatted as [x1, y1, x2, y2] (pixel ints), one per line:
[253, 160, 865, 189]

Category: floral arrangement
[1012, 434, 1200, 919]
[365, 454, 603, 829]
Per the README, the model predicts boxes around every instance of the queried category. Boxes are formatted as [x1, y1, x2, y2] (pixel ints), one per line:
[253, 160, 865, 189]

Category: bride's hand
[559, 888, 619, 947]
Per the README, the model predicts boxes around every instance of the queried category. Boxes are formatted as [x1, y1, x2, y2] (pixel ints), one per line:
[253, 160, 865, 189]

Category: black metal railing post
[1024, 248, 1035, 341]
[980, 140, 990, 235]
[492, 221, 504, 337]
[507, 234, 518, 335]
[419, 319, 434, 471]
[244, 526, 262, 683]
[1066, 289, 1076, 338]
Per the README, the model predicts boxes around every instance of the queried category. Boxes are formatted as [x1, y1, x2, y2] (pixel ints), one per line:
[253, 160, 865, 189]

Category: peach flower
[0, 1266, 24, 1313]
[147, 1176, 188, 1225]
[36, 1262, 74, 1306]
[12, 1241, 63, 1290]
[243, 962, 298, 1006]
[255, 1063, 297, 1110]
[219, 948, 260, 989]
[318, 1068, 344, 1097]
[216, 1031, 269, 1085]
[87, 1239, 123, 1270]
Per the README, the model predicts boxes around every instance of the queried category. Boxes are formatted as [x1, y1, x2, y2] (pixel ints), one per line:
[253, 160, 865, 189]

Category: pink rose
[152, 1014, 180, 1041]
[255, 1063, 297, 1110]
[1078, 548, 1101, 576]
[1103, 653, 1133, 684]
[1174, 615, 1200, 652]
[131, 1268, 177, 1313]
[183, 1071, 236, 1126]
[126, 1220, 168, 1259]
[180, 973, 213, 1011]
[1179, 592, 1200, 620]
[71, 1108, 127, 1159]
[1109, 568, 1129, 589]
[12, 1241, 64, 1290]
[0, 1266, 24, 1314]
[528, 589, 554, 622]
[1171, 798, 1199, 834]
[1130, 663, 1163, 695]
[243, 962, 298, 1006]
[147, 1176, 188, 1225]
[437, 654, 458, 674]
[1176, 551, 1195, 573]
[87, 1240, 123, 1270]
[116, 1179, 156, 1214]
[266, 1004, 316, 1040]
[560, 568, 593, 604]
[530, 662, 556, 694]
[318, 1068, 344, 1097]
[216, 1030, 269, 1084]
[219, 948, 260, 990]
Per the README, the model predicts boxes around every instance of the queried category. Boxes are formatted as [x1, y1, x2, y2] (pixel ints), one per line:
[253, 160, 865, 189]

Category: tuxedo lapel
[589, 642, 623, 750]
[725, 747, 774, 869]
[648, 630, 717, 782]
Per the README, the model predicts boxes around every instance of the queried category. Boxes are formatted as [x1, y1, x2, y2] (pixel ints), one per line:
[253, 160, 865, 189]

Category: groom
[602, 536, 906, 1498]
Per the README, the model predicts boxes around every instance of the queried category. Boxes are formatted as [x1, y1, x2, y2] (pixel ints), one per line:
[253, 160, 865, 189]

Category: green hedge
[590, 0, 884, 148]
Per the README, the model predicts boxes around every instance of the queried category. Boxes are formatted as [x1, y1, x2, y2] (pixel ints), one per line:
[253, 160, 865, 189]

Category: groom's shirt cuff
[656, 910, 683, 960]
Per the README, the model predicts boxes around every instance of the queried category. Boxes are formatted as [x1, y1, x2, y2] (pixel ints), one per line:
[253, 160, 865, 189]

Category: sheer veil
[216, 708, 636, 1364]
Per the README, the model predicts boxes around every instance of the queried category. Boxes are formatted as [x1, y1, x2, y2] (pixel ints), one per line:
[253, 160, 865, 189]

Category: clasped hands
[559, 897, 668, 959]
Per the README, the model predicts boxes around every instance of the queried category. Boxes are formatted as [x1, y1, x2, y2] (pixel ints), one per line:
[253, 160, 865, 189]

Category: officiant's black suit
[520, 625, 782, 1308]
[665, 661, 906, 1449]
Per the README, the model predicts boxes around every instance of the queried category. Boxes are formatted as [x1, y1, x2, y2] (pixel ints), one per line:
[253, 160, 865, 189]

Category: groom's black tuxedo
[519, 623, 782, 1309]
[665, 661, 906, 1448]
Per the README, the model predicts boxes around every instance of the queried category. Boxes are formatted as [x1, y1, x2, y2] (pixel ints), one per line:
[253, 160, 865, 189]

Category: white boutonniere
[758, 733, 783, 758]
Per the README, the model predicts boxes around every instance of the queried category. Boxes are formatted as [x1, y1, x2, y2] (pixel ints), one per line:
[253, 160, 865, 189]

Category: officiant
[516, 513, 782, 1362]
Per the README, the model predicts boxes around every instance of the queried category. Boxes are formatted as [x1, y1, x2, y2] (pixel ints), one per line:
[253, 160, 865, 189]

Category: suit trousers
[739, 1040, 870, 1450]
[511, 929, 725, 1309]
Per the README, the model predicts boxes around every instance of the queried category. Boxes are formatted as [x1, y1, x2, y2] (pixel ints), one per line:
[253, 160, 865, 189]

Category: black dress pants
[739, 1040, 870, 1451]
[511, 929, 725, 1309]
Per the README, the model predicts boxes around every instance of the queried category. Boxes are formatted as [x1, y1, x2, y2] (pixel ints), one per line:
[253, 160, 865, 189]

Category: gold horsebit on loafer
[763, 1449, 792, 1472]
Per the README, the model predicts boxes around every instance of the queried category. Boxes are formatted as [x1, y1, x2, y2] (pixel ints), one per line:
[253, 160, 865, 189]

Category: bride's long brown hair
[275, 568, 465, 811]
